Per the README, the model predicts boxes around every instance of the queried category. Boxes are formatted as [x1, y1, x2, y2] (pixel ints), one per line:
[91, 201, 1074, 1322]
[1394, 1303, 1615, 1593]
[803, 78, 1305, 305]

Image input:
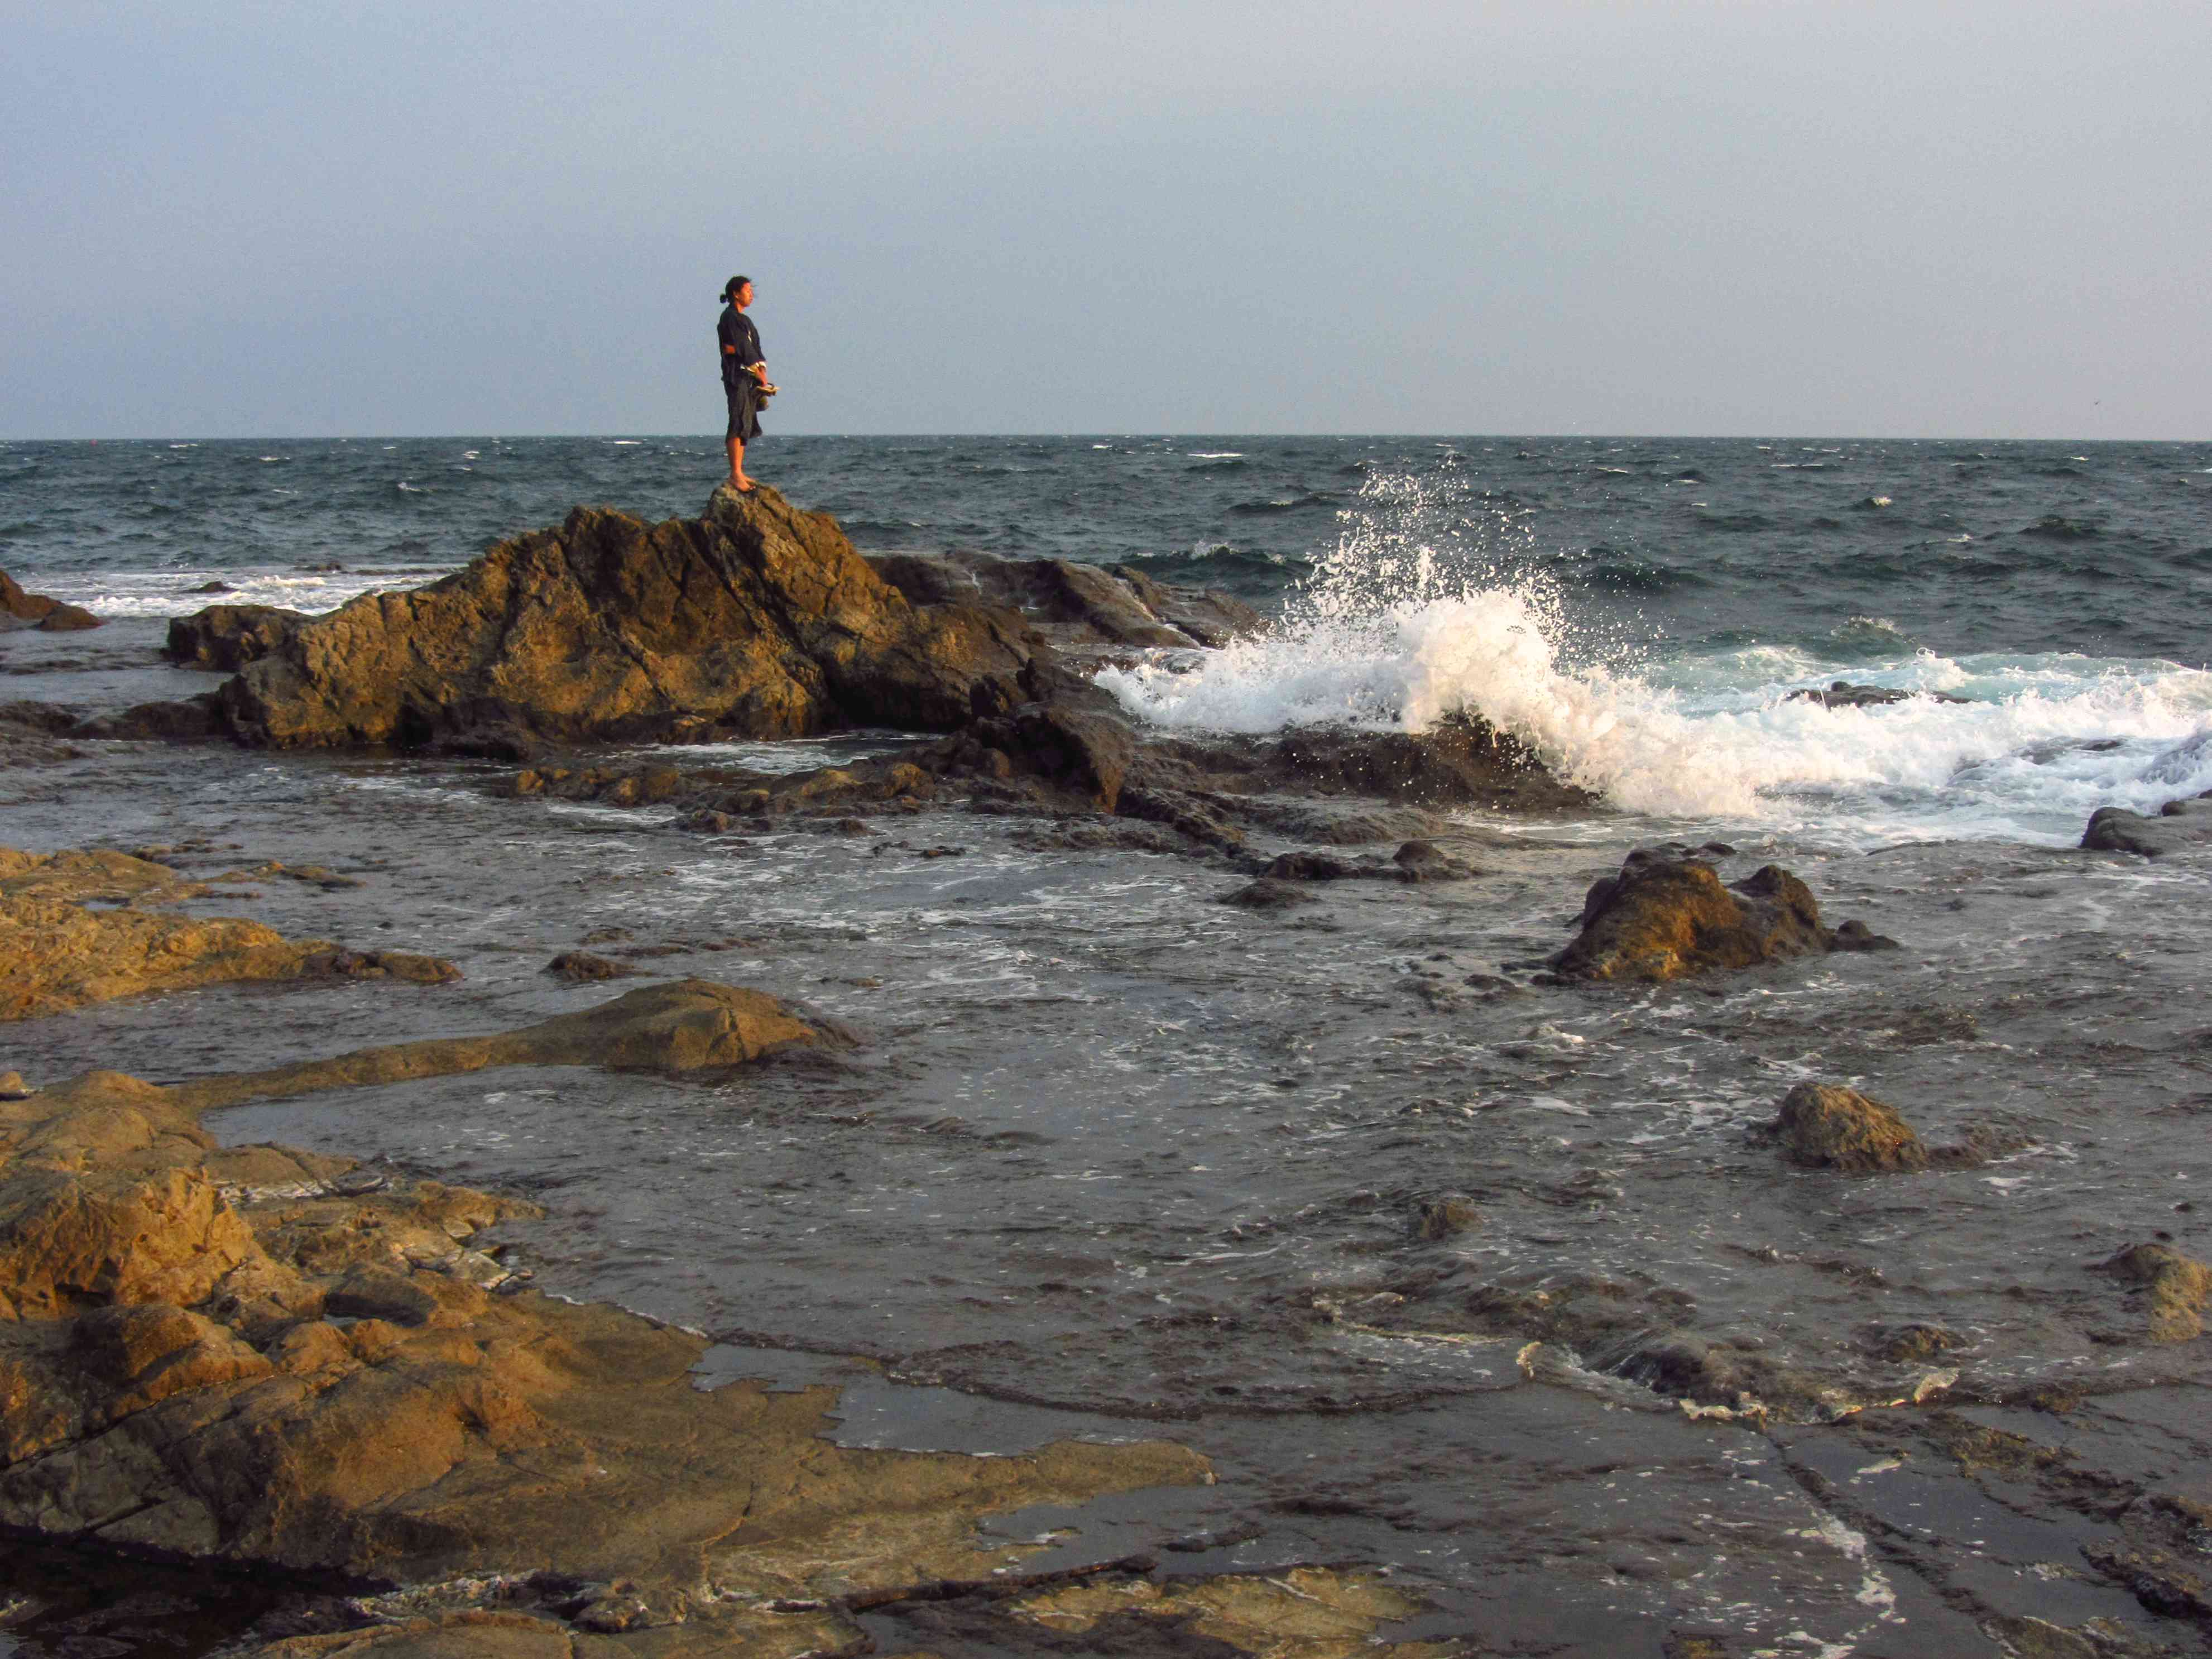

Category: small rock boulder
[1770, 1083, 1929, 1172]
[165, 605, 309, 672]
[0, 571, 100, 632]
[1220, 878, 1317, 911]
[1549, 853, 1896, 983]
[2097, 1243, 2212, 1343]
[2083, 793, 2212, 858]
[1410, 1197, 1481, 1240]
[545, 951, 635, 984]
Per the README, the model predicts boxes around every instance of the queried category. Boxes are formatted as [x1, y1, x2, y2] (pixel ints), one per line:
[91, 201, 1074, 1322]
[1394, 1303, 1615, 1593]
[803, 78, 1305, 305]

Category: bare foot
[722, 475, 756, 495]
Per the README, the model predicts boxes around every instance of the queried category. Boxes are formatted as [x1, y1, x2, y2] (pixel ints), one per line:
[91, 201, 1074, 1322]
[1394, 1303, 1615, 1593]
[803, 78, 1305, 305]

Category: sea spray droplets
[1099, 459, 2212, 837]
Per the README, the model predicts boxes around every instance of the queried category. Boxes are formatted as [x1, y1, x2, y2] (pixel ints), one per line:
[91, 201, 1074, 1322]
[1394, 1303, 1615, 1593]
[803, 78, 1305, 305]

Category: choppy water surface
[7, 437, 2212, 1654]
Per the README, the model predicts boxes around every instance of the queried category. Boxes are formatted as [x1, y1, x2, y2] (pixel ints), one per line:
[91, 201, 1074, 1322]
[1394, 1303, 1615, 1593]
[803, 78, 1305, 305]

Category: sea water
[8, 433, 2210, 847]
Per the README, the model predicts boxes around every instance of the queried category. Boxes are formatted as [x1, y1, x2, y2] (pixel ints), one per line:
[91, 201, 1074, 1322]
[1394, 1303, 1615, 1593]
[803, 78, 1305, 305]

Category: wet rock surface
[0, 569, 102, 632]
[0, 846, 461, 1019]
[1548, 848, 1899, 982]
[2084, 792, 2212, 857]
[1786, 678, 1971, 708]
[1769, 1081, 1932, 1172]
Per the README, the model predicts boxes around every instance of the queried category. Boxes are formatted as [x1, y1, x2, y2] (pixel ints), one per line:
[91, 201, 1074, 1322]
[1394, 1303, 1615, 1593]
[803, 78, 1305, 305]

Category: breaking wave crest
[1099, 467, 2212, 838]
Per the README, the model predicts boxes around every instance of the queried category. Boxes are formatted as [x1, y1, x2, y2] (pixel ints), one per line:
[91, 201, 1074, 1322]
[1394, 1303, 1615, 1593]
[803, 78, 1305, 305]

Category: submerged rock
[1770, 1082, 1929, 1172]
[1548, 852, 1897, 982]
[0, 570, 100, 633]
[210, 486, 1041, 749]
[1786, 680, 1969, 709]
[1220, 878, 1317, 911]
[2096, 1242, 2212, 1343]
[2082, 792, 2212, 857]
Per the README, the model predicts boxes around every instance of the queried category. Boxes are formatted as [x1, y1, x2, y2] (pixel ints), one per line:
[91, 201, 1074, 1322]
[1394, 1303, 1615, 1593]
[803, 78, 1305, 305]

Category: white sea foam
[1098, 467, 2212, 845]
[39, 565, 460, 620]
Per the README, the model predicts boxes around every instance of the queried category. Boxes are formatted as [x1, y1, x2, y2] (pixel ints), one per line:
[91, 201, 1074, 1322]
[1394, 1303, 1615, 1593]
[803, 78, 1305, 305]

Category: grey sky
[5, 1, 2206, 439]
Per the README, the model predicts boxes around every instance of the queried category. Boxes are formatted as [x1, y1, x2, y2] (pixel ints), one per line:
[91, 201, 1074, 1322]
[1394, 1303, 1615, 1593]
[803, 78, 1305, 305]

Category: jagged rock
[2083, 793, 2212, 858]
[0, 847, 461, 1020]
[968, 684, 1138, 812]
[164, 605, 309, 672]
[0, 571, 100, 632]
[213, 487, 1040, 750]
[1170, 713, 1592, 812]
[1770, 1082, 1929, 1172]
[1548, 852, 1897, 982]
[2096, 1243, 2212, 1343]
[866, 550, 1262, 650]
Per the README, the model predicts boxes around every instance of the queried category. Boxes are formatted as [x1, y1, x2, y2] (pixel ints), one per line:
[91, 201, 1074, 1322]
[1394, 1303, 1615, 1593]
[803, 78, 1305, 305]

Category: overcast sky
[5, 2, 2206, 439]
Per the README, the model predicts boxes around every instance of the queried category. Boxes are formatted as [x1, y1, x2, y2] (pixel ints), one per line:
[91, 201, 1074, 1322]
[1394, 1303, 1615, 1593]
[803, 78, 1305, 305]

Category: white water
[1100, 472, 2212, 846]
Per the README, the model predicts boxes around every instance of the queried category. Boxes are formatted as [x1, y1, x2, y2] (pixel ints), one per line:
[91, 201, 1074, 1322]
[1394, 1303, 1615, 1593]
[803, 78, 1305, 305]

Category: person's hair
[723, 275, 752, 301]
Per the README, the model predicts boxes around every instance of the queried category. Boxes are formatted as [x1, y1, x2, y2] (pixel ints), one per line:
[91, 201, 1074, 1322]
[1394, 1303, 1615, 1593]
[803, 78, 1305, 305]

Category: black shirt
[717, 305, 762, 390]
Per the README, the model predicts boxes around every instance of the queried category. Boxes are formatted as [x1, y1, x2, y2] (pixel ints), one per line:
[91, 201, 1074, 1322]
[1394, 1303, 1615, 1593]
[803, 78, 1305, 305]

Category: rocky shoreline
[4, 488, 2211, 1656]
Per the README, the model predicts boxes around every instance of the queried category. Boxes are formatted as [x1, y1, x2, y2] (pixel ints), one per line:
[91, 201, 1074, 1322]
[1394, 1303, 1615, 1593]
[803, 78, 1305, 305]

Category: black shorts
[725, 381, 761, 443]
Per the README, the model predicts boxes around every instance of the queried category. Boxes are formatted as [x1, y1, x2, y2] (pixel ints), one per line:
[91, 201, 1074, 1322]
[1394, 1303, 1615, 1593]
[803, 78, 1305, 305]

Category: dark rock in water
[1410, 1197, 1480, 1240]
[2083, 793, 2212, 857]
[1549, 853, 1893, 982]
[298, 947, 462, 985]
[1272, 714, 1588, 809]
[69, 694, 224, 743]
[1860, 1322, 1965, 1363]
[1264, 850, 1364, 881]
[1259, 840, 1479, 885]
[0, 570, 100, 633]
[1109, 563, 1262, 647]
[2095, 1242, 2212, 1343]
[215, 486, 1039, 749]
[967, 685, 1137, 812]
[1786, 680, 1970, 709]
[165, 604, 309, 672]
[190, 579, 234, 594]
[1122, 713, 1590, 814]
[1394, 840, 1478, 882]
[1830, 918, 1902, 953]
[1220, 878, 1317, 911]
[546, 951, 636, 984]
[1769, 1082, 1929, 1172]
[1115, 785, 1247, 851]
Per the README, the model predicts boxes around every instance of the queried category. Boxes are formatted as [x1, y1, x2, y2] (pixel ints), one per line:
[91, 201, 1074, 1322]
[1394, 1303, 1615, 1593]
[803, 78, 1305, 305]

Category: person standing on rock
[718, 276, 769, 493]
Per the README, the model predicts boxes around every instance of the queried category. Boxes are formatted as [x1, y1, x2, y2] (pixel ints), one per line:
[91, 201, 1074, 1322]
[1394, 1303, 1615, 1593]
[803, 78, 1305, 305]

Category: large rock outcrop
[214, 486, 1043, 750]
[0, 998, 1214, 1657]
[1548, 851, 1897, 983]
[0, 848, 458, 1020]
